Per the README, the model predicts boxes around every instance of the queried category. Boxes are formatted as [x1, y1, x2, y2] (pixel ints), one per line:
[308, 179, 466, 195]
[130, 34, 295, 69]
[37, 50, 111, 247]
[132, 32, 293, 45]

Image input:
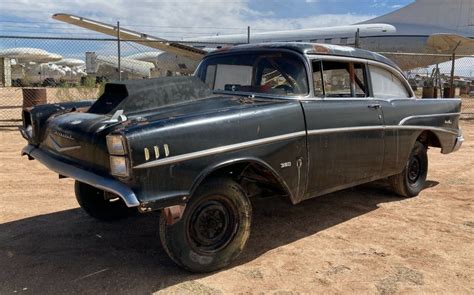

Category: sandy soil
[0, 122, 473, 294]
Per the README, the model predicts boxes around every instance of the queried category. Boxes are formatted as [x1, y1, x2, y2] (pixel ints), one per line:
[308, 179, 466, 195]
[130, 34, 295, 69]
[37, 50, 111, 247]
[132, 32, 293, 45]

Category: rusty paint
[312, 45, 330, 54]
[163, 205, 186, 225]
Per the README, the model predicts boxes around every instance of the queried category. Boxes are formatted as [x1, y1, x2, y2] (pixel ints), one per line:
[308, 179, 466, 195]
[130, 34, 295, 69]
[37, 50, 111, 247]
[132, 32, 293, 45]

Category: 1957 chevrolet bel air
[20, 43, 463, 272]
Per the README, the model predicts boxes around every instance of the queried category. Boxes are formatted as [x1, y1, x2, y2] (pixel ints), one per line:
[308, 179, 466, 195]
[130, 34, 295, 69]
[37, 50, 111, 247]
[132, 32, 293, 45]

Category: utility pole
[449, 41, 462, 98]
[247, 26, 250, 44]
[117, 21, 122, 81]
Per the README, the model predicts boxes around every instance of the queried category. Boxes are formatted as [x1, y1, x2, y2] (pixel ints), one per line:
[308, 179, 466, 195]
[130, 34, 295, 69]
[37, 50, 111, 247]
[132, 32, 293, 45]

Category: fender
[392, 127, 457, 176]
[190, 156, 294, 202]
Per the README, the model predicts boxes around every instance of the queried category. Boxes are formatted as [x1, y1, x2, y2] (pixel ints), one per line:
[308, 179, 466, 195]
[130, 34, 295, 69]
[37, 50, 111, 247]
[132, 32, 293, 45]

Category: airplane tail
[362, 0, 474, 36]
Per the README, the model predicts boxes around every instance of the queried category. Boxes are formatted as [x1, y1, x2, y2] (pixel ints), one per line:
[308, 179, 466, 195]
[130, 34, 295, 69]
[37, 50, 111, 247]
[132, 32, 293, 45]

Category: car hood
[88, 76, 214, 115]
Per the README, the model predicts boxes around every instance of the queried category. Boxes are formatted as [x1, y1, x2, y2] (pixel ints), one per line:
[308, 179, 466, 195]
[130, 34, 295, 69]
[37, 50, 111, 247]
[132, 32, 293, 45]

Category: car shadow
[0, 182, 412, 293]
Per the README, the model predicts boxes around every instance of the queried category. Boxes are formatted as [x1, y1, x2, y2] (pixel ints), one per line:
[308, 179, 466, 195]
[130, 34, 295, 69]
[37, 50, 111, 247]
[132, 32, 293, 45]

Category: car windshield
[196, 51, 309, 96]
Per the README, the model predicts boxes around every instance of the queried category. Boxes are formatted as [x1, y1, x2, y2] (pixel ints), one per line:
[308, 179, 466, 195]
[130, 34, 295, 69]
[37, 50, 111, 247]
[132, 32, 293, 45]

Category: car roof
[206, 42, 401, 71]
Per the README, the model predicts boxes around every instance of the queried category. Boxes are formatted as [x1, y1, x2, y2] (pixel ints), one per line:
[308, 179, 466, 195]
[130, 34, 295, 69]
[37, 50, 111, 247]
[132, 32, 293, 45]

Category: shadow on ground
[0, 182, 410, 293]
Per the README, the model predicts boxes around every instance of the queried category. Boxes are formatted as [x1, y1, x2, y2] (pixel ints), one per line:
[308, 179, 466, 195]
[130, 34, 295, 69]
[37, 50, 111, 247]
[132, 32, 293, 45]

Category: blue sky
[247, 0, 413, 20]
[0, 0, 414, 38]
[0, 0, 427, 68]
[1, 1, 471, 77]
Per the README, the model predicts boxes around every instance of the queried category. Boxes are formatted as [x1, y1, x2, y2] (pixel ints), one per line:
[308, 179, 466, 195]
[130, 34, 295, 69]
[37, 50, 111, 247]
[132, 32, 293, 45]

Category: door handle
[368, 104, 381, 109]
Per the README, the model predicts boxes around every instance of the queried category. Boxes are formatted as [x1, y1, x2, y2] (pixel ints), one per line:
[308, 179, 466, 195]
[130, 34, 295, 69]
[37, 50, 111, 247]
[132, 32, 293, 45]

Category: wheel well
[417, 130, 441, 148]
[197, 161, 290, 199]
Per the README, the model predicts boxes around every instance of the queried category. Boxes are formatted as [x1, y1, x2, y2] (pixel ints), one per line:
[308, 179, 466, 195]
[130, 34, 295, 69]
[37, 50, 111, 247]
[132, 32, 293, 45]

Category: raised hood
[33, 77, 216, 174]
[88, 76, 214, 115]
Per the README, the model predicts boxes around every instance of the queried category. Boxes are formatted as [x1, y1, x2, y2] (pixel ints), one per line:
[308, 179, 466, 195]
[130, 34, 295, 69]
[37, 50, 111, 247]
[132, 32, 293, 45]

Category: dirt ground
[0, 122, 473, 294]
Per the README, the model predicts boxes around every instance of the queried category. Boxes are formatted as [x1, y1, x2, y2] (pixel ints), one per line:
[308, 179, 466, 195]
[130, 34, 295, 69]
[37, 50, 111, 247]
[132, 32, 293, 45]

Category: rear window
[196, 51, 309, 96]
[369, 65, 411, 99]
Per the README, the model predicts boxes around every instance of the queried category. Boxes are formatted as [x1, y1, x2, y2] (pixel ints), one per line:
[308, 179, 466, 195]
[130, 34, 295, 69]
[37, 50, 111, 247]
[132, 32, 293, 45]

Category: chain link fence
[383, 52, 474, 118]
[0, 36, 473, 126]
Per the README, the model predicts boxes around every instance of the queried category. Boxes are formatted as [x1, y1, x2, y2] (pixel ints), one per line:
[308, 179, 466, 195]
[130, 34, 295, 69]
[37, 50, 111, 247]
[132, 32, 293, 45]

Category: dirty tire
[389, 141, 428, 198]
[159, 178, 252, 273]
[75, 181, 136, 221]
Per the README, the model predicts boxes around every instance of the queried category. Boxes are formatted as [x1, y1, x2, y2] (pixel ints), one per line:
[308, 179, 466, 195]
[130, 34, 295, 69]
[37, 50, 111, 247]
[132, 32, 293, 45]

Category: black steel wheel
[75, 181, 137, 221]
[389, 141, 428, 197]
[159, 178, 251, 272]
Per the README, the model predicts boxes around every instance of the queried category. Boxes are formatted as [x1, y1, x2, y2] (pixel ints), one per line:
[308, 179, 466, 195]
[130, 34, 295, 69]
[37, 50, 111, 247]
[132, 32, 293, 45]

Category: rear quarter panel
[379, 98, 461, 176]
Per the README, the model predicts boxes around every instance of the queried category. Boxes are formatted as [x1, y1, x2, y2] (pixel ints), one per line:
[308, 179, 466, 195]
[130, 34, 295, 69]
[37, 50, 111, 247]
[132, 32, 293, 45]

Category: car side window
[312, 60, 368, 98]
[369, 65, 411, 99]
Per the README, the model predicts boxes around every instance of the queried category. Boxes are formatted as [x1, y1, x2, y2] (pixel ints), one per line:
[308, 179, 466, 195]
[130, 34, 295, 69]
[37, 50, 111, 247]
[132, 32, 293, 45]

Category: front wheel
[389, 141, 428, 197]
[159, 178, 252, 272]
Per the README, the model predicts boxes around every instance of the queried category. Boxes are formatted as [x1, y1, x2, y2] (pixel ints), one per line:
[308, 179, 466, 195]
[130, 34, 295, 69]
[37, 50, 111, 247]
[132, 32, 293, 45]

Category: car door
[302, 59, 385, 198]
[367, 63, 417, 177]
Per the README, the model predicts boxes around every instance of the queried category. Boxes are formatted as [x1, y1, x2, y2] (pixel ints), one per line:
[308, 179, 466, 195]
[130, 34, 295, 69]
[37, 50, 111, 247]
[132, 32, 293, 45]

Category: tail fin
[362, 0, 473, 36]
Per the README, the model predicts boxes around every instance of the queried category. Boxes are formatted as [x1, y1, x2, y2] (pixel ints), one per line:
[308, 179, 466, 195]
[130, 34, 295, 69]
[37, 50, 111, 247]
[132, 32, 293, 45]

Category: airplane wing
[427, 34, 474, 55]
[52, 13, 206, 61]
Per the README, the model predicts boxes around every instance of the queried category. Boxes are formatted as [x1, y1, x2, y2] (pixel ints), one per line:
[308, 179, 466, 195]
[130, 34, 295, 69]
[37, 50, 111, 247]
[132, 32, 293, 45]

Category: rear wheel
[389, 141, 428, 197]
[159, 178, 252, 272]
[74, 181, 136, 221]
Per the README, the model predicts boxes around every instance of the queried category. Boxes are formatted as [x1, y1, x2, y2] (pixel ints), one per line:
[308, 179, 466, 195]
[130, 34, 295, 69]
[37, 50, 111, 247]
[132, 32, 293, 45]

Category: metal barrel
[422, 87, 434, 98]
[22, 88, 47, 108]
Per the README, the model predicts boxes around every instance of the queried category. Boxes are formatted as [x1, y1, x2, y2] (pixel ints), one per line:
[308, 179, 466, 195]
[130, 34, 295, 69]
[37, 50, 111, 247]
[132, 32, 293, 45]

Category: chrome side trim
[134, 124, 459, 169]
[386, 125, 459, 135]
[307, 125, 459, 136]
[134, 131, 307, 169]
[307, 125, 384, 135]
[22, 145, 140, 207]
[399, 113, 461, 125]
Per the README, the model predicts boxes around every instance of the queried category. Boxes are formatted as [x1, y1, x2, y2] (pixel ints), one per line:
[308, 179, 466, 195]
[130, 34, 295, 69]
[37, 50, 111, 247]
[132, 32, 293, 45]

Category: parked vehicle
[21, 43, 463, 272]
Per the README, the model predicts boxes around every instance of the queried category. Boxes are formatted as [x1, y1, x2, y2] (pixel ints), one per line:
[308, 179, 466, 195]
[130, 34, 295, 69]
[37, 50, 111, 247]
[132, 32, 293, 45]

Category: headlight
[110, 156, 129, 177]
[106, 134, 127, 155]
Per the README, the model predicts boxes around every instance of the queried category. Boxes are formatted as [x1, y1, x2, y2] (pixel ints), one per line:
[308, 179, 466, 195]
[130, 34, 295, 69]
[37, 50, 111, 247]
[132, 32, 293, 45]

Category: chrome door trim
[134, 131, 307, 169]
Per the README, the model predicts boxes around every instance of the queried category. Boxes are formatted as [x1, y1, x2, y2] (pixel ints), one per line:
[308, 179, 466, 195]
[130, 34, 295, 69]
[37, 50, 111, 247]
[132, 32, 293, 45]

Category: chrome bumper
[21, 144, 140, 207]
[453, 135, 464, 152]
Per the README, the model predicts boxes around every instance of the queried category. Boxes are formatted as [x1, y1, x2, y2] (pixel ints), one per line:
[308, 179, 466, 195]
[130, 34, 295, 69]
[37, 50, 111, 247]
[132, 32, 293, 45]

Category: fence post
[449, 41, 462, 97]
[117, 21, 122, 81]
[247, 26, 250, 44]
[355, 28, 360, 48]
[449, 52, 456, 97]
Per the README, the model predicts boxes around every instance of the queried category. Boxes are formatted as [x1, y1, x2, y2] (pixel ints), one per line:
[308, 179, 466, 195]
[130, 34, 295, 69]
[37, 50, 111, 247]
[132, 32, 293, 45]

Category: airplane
[52, 0, 474, 73]
[0, 47, 161, 85]
[86, 52, 156, 79]
[0, 47, 86, 85]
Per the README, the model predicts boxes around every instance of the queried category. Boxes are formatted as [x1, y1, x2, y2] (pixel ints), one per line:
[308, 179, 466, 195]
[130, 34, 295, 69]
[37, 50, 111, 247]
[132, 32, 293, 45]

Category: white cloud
[1, 0, 375, 39]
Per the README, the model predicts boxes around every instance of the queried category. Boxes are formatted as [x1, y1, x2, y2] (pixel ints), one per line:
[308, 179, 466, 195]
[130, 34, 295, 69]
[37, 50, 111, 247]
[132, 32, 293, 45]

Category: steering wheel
[274, 84, 293, 93]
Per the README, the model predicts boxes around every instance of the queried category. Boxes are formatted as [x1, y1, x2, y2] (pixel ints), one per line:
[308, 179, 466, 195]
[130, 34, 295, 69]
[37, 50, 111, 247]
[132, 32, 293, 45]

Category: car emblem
[53, 130, 75, 141]
[49, 134, 81, 152]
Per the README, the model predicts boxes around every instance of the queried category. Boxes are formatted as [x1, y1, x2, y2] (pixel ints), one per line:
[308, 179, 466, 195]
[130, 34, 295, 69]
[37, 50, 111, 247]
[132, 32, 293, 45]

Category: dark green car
[21, 43, 463, 272]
